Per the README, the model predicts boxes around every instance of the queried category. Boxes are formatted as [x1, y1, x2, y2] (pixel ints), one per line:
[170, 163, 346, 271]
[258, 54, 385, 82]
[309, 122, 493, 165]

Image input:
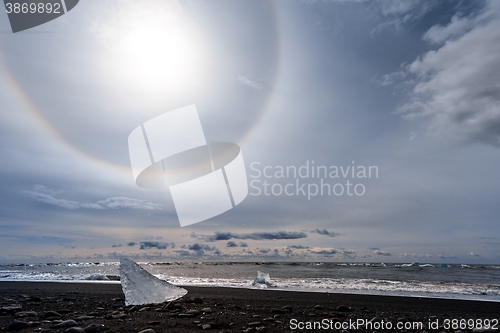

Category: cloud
[23, 186, 163, 210]
[32, 184, 61, 196]
[397, 1, 500, 146]
[192, 231, 308, 242]
[310, 229, 340, 238]
[239, 242, 248, 247]
[309, 247, 357, 258]
[139, 241, 175, 250]
[287, 245, 309, 249]
[97, 197, 163, 210]
[111, 244, 122, 248]
[371, 0, 437, 34]
[370, 248, 392, 256]
[310, 247, 337, 255]
[23, 189, 104, 210]
[177, 243, 220, 256]
[227, 241, 238, 248]
[127, 242, 137, 247]
[188, 243, 214, 251]
[237, 75, 263, 90]
[145, 236, 164, 240]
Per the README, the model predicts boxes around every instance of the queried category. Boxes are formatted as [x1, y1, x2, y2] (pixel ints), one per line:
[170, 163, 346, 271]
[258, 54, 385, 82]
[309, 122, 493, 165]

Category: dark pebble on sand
[147, 321, 161, 325]
[2, 306, 23, 314]
[64, 328, 85, 333]
[336, 305, 352, 312]
[187, 297, 204, 304]
[83, 323, 105, 333]
[202, 307, 213, 313]
[43, 311, 61, 318]
[111, 313, 127, 319]
[5, 320, 31, 331]
[202, 323, 211, 330]
[248, 322, 261, 326]
[187, 309, 200, 315]
[154, 307, 169, 312]
[178, 313, 194, 318]
[14, 310, 37, 318]
[270, 309, 283, 314]
[56, 309, 73, 314]
[282, 305, 293, 312]
[314, 305, 323, 310]
[26, 296, 41, 302]
[138, 329, 155, 333]
[54, 319, 78, 328]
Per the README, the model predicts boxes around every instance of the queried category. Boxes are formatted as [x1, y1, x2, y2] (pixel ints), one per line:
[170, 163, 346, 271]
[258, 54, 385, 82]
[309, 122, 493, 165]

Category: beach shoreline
[1, 281, 499, 332]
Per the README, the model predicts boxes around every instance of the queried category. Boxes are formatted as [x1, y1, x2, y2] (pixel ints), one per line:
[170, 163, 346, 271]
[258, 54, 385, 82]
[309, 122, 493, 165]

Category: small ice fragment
[402, 261, 420, 267]
[252, 271, 272, 289]
[120, 258, 187, 305]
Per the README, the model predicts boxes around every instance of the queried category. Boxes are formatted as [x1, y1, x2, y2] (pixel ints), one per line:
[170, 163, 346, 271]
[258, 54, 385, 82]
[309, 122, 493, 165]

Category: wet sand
[0, 281, 498, 332]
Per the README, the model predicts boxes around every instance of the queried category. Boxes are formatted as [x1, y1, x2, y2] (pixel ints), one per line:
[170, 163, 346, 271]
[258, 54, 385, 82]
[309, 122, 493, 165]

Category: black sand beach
[0, 281, 498, 332]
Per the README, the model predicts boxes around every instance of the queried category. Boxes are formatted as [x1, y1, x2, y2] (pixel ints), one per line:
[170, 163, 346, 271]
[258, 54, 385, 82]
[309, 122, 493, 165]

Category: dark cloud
[188, 243, 214, 251]
[310, 229, 339, 238]
[139, 241, 175, 250]
[127, 242, 137, 247]
[287, 245, 309, 249]
[111, 244, 122, 248]
[227, 241, 238, 247]
[192, 231, 307, 242]
[239, 242, 248, 247]
[176, 243, 221, 256]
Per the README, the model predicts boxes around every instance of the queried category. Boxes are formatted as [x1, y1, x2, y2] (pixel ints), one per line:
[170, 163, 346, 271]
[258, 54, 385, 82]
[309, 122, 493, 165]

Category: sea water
[0, 261, 499, 302]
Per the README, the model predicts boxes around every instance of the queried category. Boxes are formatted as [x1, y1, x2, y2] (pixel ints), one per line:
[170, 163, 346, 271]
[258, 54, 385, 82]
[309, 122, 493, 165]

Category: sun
[93, 0, 209, 100]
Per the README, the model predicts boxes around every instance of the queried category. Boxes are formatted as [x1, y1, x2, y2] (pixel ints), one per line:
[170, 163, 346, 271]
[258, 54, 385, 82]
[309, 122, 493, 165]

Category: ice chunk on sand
[252, 271, 272, 289]
[120, 258, 187, 305]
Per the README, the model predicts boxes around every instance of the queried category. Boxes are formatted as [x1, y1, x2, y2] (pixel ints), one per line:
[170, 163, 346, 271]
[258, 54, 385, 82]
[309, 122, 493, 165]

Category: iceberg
[252, 271, 272, 289]
[120, 258, 187, 305]
[402, 261, 420, 267]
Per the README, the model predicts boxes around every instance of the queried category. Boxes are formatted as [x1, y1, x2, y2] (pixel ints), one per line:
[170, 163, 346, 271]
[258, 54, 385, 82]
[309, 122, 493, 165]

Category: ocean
[0, 261, 499, 302]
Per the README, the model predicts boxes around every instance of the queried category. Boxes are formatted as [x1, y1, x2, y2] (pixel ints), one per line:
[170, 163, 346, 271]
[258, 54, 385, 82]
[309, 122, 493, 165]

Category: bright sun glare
[94, 0, 208, 99]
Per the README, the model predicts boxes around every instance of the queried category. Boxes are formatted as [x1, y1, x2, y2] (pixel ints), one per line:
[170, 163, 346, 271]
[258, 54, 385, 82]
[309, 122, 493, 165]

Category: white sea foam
[84, 274, 109, 281]
[1, 261, 499, 302]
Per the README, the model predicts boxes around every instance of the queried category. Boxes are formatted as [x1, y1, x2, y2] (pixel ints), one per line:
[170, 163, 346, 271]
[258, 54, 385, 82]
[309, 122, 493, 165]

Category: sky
[0, 0, 499, 264]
